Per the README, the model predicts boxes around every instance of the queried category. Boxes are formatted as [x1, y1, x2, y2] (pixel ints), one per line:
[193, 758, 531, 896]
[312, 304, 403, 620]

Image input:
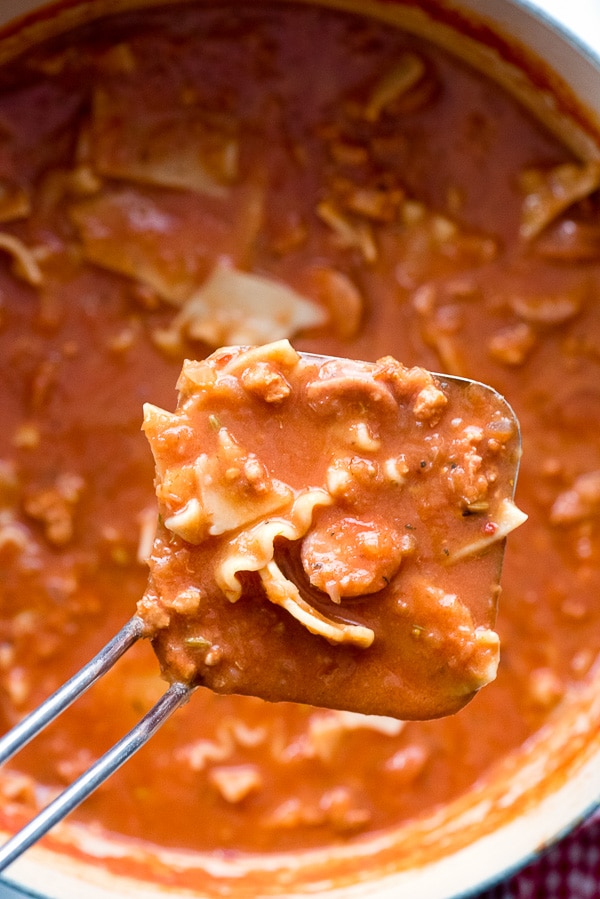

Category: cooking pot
[0, 1, 599, 898]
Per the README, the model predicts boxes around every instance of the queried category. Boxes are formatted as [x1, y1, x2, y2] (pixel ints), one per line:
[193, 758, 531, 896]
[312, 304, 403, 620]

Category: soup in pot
[0, 0, 599, 872]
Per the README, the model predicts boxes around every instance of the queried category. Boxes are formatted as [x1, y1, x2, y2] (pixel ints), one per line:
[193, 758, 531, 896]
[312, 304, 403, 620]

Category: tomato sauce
[0, 0, 599, 862]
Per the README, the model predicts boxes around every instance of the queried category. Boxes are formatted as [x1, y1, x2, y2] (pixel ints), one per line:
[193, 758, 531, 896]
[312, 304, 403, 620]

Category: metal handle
[0, 680, 193, 872]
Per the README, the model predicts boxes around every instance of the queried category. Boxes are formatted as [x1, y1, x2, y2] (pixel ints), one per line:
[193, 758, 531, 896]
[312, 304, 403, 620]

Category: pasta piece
[519, 161, 600, 240]
[71, 184, 267, 309]
[391, 200, 498, 289]
[91, 87, 238, 197]
[70, 189, 213, 303]
[0, 233, 43, 287]
[364, 53, 427, 121]
[307, 267, 363, 339]
[316, 199, 378, 263]
[155, 263, 328, 348]
[140, 341, 525, 720]
[509, 287, 583, 325]
[445, 498, 528, 564]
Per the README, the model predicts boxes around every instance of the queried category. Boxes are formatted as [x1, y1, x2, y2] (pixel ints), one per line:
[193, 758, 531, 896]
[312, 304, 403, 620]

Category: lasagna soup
[0, 0, 599, 872]
[141, 340, 524, 719]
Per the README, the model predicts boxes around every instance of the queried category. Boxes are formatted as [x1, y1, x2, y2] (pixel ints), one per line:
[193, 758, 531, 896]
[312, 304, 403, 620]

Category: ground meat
[22, 473, 85, 546]
[241, 362, 292, 403]
[550, 470, 600, 525]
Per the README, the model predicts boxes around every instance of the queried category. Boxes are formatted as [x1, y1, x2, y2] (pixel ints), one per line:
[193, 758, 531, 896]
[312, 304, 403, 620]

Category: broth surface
[0, 1, 599, 858]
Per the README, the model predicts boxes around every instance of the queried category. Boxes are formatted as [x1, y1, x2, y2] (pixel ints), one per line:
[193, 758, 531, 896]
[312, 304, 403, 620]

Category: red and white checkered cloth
[478, 813, 600, 899]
